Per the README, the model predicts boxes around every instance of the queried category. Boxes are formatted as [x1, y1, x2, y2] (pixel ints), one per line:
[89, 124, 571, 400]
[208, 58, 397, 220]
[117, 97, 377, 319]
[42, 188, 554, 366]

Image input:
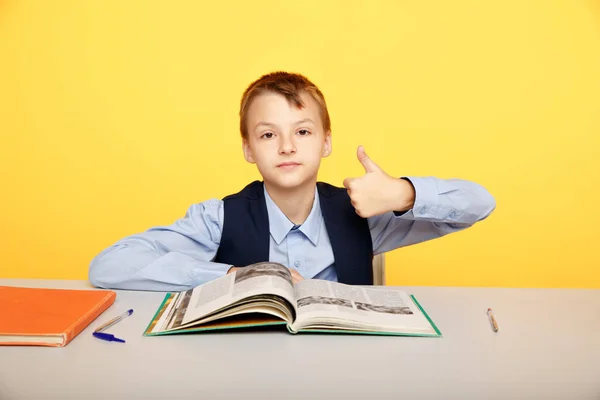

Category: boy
[89, 71, 496, 292]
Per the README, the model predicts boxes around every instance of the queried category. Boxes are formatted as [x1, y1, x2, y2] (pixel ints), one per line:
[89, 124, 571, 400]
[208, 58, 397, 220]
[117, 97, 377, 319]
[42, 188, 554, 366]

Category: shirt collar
[264, 186, 322, 246]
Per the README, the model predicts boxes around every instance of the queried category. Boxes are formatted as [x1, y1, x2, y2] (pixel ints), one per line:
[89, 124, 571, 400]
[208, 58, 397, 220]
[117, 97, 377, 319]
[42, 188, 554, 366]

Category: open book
[144, 262, 441, 337]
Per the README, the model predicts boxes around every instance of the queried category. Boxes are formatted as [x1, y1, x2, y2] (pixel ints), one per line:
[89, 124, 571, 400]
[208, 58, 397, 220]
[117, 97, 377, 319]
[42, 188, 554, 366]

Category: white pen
[95, 309, 134, 332]
[487, 308, 498, 332]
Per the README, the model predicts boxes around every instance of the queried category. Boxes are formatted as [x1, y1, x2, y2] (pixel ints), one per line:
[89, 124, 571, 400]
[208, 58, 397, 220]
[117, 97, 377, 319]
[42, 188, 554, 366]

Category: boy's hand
[289, 269, 304, 284]
[343, 146, 415, 218]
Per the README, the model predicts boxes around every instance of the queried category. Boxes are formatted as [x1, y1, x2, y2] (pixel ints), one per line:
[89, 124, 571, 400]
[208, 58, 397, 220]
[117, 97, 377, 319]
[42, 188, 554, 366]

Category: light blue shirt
[89, 177, 495, 291]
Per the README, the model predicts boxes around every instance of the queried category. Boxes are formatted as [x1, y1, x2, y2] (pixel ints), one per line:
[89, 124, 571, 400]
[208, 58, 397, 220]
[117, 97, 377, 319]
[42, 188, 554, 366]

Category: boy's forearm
[396, 176, 496, 224]
[89, 246, 232, 291]
[369, 176, 496, 253]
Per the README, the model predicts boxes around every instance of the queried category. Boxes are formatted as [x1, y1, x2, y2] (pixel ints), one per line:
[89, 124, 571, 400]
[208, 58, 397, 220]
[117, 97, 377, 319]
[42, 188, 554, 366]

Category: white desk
[1, 279, 599, 400]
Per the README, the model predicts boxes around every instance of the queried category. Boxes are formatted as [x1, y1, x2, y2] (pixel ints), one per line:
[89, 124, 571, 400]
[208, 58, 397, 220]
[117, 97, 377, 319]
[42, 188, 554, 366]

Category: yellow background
[1, 1, 599, 288]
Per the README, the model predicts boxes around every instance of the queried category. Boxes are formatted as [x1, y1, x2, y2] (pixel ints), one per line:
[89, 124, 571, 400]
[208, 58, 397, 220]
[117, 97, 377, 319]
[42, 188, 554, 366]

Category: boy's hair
[239, 71, 331, 140]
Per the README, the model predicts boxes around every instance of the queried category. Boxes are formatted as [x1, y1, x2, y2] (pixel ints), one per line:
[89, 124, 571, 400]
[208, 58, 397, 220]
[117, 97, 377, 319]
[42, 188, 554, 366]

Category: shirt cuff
[392, 177, 438, 219]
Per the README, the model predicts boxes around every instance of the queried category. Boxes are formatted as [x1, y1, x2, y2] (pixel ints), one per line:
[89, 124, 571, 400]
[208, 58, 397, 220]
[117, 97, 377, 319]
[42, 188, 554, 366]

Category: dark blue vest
[214, 181, 374, 285]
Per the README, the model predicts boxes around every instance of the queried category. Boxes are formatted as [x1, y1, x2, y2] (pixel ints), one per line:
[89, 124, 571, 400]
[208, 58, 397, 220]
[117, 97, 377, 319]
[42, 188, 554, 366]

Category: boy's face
[243, 91, 332, 191]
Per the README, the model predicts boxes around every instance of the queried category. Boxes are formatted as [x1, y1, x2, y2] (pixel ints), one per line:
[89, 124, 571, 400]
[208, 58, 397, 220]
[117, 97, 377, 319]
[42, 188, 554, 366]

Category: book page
[181, 262, 296, 326]
[291, 280, 434, 333]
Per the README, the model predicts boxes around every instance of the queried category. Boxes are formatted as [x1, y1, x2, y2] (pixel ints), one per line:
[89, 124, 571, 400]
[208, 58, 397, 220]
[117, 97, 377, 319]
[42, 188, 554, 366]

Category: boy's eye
[297, 129, 311, 136]
[261, 132, 274, 139]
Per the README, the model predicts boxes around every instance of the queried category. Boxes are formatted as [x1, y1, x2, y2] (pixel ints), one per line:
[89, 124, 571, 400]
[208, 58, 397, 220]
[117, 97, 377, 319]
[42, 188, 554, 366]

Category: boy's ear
[322, 130, 332, 158]
[242, 139, 255, 163]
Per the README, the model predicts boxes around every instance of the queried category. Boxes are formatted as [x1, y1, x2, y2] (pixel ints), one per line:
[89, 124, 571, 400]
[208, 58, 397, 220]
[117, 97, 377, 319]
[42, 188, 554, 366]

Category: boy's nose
[279, 137, 297, 154]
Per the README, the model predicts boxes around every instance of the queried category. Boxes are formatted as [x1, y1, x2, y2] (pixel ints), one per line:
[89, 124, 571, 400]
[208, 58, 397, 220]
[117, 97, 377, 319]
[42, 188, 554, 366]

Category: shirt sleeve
[368, 176, 496, 254]
[88, 199, 232, 292]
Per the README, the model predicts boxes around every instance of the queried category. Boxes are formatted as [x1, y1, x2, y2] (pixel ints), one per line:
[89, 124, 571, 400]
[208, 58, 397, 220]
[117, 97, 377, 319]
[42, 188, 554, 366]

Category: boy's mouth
[277, 162, 301, 169]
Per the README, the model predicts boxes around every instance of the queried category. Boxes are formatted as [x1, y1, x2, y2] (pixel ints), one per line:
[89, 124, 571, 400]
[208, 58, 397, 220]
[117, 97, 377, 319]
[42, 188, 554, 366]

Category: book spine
[62, 291, 117, 346]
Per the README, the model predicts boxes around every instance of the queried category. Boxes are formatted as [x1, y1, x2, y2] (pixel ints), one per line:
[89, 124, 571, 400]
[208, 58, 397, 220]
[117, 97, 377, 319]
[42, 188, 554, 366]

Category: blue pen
[93, 332, 126, 343]
[93, 309, 133, 343]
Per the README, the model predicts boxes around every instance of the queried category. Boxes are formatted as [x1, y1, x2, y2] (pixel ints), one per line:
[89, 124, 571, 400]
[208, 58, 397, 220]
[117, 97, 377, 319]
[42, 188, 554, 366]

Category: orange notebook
[0, 286, 116, 347]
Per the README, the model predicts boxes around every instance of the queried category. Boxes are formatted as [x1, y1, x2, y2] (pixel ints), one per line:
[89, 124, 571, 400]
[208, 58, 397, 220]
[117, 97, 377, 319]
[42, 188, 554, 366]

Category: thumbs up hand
[343, 146, 415, 218]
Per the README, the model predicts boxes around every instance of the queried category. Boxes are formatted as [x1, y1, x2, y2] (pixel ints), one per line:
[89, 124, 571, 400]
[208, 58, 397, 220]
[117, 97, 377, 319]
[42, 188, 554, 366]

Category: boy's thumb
[357, 146, 379, 173]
